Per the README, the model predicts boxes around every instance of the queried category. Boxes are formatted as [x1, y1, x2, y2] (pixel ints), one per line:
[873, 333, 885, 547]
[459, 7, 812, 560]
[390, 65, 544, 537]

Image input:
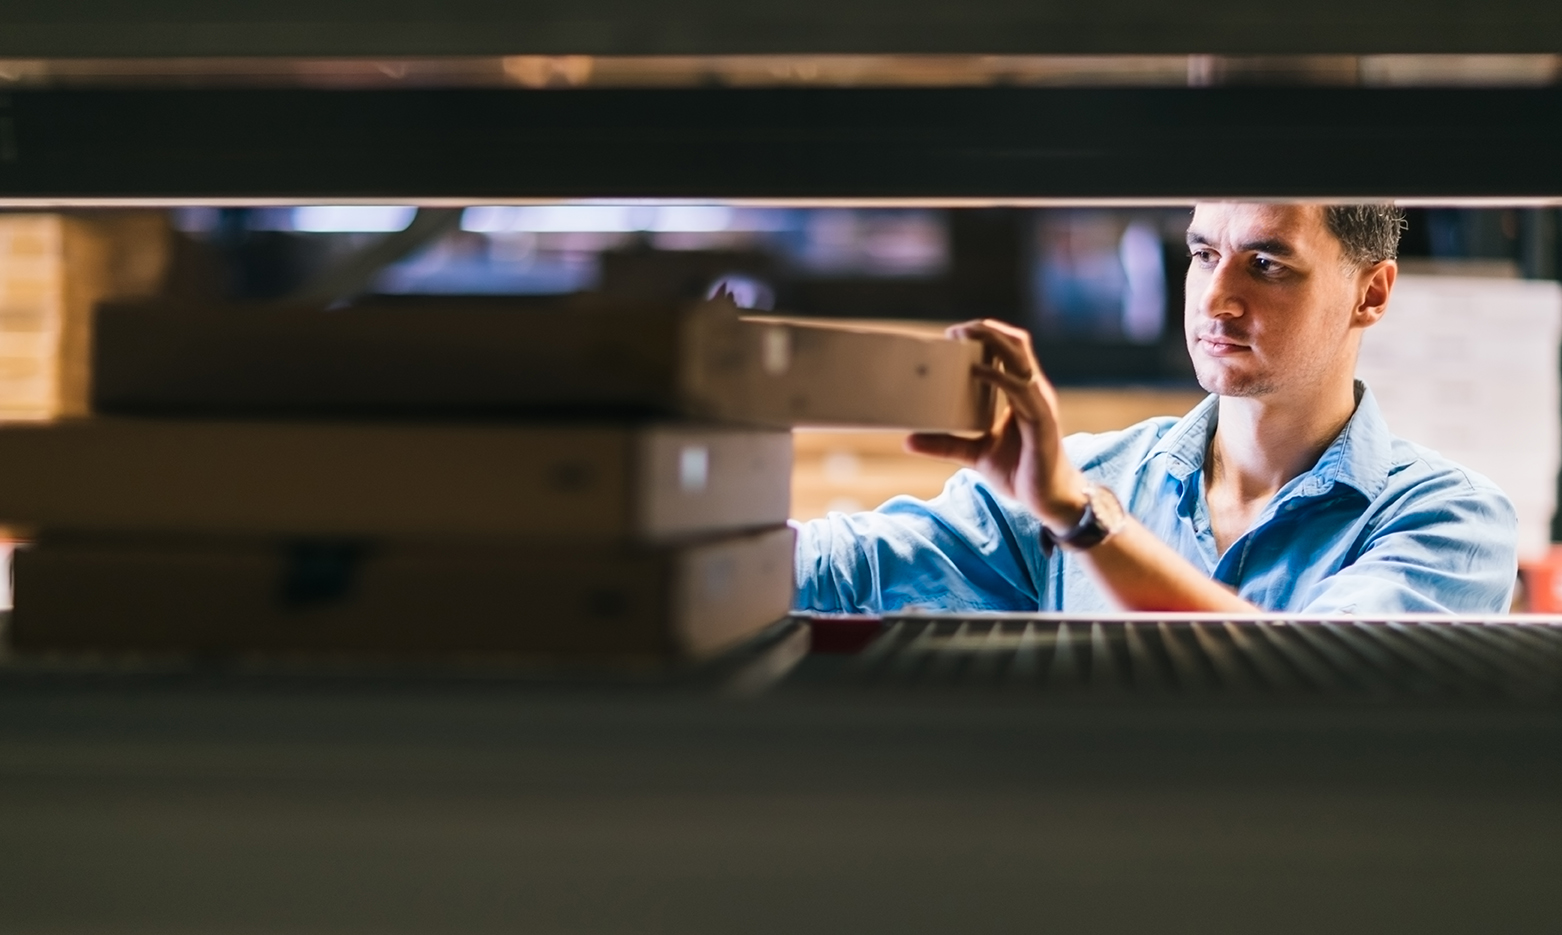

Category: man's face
[1184, 203, 1368, 399]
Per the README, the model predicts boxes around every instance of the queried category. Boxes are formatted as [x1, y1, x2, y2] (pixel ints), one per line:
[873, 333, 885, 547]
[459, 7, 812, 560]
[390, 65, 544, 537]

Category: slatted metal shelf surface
[4, 614, 1562, 935]
[797, 614, 1562, 702]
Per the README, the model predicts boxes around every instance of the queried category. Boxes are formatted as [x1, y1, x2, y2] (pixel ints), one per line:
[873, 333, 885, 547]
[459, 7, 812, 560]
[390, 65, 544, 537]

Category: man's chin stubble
[1194, 365, 1275, 399]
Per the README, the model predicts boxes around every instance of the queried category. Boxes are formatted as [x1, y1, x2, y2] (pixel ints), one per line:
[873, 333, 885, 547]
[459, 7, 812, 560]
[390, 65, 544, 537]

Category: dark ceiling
[0, 0, 1557, 57]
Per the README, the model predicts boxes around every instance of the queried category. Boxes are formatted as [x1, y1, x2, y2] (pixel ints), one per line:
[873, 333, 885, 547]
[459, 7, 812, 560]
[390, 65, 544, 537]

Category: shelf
[0, 1, 1559, 57]
[2, 85, 1562, 200]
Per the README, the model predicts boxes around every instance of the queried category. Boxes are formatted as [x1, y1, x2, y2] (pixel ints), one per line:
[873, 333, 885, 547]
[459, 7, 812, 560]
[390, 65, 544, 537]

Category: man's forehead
[1187, 203, 1326, 245]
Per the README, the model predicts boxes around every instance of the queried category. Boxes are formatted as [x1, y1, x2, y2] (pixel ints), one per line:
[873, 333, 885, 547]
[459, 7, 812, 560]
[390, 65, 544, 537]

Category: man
[795, 203, 1517, 614]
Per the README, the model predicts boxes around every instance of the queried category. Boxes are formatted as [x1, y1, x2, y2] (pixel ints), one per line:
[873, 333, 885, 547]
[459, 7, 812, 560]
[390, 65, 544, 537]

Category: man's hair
[1323, 205, 1407, 267]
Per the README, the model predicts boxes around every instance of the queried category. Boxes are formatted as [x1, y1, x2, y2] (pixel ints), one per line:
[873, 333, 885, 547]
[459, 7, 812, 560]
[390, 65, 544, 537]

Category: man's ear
[1352, 259, 1397, 329]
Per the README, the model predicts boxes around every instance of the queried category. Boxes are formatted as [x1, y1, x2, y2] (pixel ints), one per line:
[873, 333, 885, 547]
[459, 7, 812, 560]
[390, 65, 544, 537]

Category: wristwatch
[1042, 483, 1128, 556]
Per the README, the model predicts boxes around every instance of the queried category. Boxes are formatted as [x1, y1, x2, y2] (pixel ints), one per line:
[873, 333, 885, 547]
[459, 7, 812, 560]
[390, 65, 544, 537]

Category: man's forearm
[1076, 519, 1256, 612]
[1040, 467, 1254, 613]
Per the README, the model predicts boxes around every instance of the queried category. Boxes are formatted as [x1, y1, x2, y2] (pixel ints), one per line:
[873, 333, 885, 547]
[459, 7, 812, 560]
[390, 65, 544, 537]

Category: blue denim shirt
[795, 383, 1518, 615]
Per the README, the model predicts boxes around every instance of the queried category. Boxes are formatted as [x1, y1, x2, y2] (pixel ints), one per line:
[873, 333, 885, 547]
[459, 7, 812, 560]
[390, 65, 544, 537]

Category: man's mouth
[1197, 334, 1249, 355]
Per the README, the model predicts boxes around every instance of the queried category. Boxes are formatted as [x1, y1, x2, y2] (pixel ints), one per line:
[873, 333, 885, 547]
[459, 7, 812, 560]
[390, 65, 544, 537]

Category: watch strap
[1041, 484, 1120, 557]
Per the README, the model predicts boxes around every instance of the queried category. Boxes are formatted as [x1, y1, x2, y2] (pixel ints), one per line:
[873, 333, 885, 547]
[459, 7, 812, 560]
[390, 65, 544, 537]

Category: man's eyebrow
[1183, 232, 1297, 257]
[1237, 238, 1296, 257]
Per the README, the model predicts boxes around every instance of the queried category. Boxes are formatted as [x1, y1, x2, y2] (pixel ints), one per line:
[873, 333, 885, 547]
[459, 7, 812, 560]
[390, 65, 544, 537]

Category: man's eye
[1190, 249, 1216, 266]
[1253, 256, 1286, 275]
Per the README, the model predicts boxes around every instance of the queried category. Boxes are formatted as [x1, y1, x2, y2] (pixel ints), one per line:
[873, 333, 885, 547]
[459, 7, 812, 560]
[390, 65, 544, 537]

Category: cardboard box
[0, 420, 790, 541]
[9, 526, 795, 661]
[0, 213, 172, 419]
[92, 296, 994, 431]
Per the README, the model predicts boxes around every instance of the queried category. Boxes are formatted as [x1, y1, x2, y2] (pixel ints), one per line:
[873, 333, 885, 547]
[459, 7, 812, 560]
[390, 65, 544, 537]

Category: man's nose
[1200, 258, 1246, 319]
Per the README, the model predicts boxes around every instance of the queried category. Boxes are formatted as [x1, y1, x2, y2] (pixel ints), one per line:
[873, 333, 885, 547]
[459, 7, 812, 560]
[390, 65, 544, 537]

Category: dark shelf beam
[0, 0, 1560, 56]
[2, 86, 1560, 201]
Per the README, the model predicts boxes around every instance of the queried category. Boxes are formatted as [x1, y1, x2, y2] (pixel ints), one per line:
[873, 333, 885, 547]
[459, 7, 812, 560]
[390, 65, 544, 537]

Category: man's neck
[1208, 378, 1360, 506]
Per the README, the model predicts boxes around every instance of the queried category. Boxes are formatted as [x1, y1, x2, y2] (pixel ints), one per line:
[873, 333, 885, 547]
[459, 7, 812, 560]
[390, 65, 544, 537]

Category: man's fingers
[947, 317, 1031, 343]
[951, 322, 1031, 377]
[972, 364, 1044, 421]
[948, 319, 1036, 378]
[906, 432, 987, 464]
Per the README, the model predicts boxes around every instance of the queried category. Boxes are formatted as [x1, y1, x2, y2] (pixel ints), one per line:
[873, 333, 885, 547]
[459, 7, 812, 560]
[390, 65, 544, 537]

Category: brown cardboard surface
[683, 310, 994, 430]
[92, 296, 993, 431]
[93, 296, 688, 415]
[0, 213, 172, 420]
[9, 526, 795, 661]
[0, 420, 790, 540]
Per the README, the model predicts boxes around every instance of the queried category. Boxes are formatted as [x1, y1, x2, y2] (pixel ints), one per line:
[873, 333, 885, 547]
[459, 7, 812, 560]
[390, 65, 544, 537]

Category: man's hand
[907, 319, 1090, 533]
[906, 318, 1256, 613]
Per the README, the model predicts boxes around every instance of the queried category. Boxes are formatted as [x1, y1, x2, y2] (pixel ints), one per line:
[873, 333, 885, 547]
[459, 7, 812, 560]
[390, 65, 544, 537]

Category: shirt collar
[1301, 381, 1395, 501]
[1147, 392, 1218, 484]
[1146, 380, 1396, 502]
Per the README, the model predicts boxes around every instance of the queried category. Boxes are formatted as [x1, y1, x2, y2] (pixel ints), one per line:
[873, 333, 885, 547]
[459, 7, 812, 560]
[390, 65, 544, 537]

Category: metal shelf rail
[798, 613, 1562, 702]
[2, 83, 1561, 201]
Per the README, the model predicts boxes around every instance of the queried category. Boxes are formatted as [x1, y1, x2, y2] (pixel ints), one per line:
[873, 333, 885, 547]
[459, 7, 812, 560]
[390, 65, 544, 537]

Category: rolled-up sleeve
[793, 470, 1045, 614]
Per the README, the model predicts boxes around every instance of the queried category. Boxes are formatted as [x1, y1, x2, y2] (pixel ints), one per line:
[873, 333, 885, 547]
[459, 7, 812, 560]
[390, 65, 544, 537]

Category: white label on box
[761, 326, 791, 376]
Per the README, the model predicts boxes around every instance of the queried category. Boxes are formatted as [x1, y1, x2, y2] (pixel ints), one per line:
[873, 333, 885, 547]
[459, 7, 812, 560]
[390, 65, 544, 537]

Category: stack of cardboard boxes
[0, 293, 991, 664]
